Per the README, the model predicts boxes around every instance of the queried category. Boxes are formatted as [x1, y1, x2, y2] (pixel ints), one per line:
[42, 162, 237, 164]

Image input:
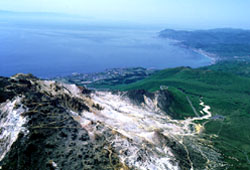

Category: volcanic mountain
[0, 74, 225, 170]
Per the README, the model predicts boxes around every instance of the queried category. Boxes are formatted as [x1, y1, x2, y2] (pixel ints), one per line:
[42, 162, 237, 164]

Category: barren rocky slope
[0, 74, 225, 170]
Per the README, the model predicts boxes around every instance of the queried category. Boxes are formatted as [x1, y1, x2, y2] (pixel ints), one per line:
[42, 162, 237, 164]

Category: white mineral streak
[0, 96, 28, 161]
[0, 79, 217, 169]
[69, 91, 214, 170]
[26, 80, 216, 169]
[36, 80, 82, 98]
[51, 161, 58, 169]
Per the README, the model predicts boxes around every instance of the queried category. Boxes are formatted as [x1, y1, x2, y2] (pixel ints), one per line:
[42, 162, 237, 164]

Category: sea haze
[0, 18, 211, 78]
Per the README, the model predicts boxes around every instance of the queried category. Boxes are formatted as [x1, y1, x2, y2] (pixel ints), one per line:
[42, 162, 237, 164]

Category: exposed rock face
[0, 74, 225, 170]
[126, 89, 155, 105]
[0, 74, 121, 170]
[126, 89, 173, 115]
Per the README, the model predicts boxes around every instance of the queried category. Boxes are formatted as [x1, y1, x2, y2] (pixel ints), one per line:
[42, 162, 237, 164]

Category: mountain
[0, 73, 227, 169]
[110, 63, 250, 169]
[44, 60, 250, 169]
[159, 28, 250, 61]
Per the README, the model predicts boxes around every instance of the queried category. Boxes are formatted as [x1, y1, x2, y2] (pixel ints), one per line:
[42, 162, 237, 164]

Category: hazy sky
[1, 0, 250, 28]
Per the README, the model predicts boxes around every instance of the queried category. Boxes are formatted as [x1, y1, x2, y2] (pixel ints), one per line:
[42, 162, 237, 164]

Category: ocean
[0, 18, 211, 78]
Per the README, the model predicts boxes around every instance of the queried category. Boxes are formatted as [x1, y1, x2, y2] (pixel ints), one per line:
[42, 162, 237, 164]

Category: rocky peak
[0, 74, 225, 170]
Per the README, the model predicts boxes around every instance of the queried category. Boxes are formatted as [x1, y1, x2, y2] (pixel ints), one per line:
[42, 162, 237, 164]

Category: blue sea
[0, 18, 211, 78]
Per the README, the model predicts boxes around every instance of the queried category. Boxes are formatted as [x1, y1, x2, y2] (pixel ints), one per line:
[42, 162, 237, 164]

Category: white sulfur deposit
[0, 96, 28, 161]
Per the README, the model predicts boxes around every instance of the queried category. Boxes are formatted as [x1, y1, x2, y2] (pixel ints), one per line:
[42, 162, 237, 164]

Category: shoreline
[192, 48, 218, 65]
[162, 37, 218, 65]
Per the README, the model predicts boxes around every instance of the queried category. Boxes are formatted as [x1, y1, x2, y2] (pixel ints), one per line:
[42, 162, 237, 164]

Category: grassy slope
[112, 66, 250, 169]
[202, 60, 250, 77]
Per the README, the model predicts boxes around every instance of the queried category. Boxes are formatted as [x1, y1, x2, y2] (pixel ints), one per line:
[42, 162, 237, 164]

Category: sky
[0, 0, 250, 29]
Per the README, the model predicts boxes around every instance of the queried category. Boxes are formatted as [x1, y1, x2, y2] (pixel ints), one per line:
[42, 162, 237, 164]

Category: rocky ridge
[0, 74, 226, 170]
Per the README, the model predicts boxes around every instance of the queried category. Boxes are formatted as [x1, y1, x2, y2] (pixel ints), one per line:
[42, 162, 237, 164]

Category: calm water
[0, 19, 211, 78]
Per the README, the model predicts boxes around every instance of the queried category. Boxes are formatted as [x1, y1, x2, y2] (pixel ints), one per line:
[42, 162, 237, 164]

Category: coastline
[192, 48, 218, 65]
[161, 37, 218, 65]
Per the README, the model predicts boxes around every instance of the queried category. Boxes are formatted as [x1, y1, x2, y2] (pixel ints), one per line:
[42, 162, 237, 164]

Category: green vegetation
[165, 86, 201, 119]
[110, 63, 250, 169]
[58, 61, 250, 168]
[202, 60, 250, 77]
